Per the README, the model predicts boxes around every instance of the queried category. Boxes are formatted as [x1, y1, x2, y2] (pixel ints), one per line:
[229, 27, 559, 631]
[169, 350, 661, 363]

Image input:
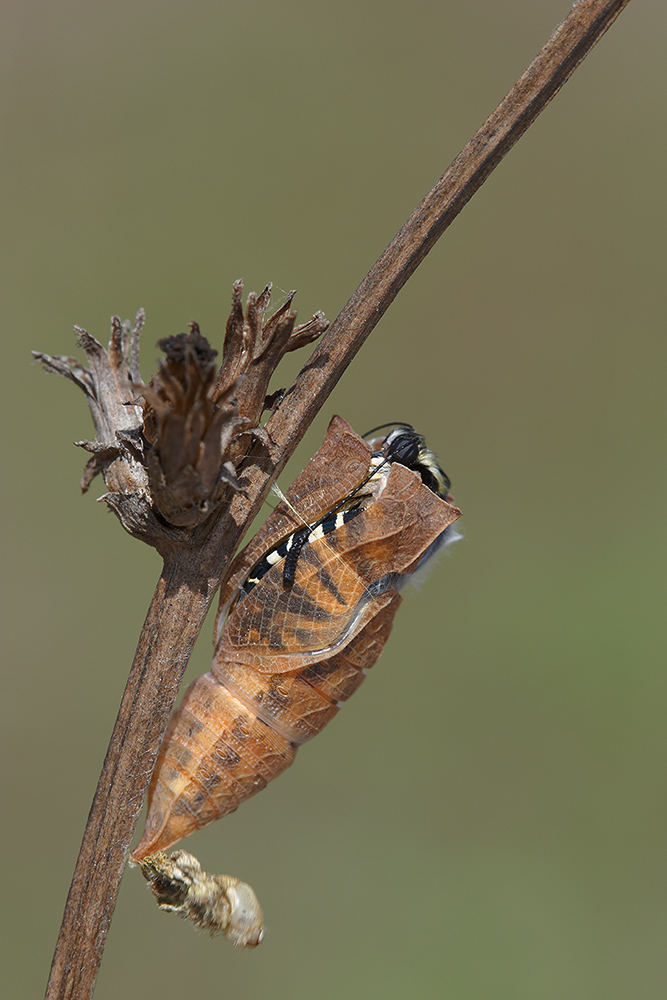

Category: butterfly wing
[216, 415, 372, 635]
[217, 462, 461, 673]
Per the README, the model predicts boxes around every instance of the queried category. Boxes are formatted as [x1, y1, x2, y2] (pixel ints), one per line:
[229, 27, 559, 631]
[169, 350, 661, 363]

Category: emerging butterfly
[132, 416, 461, 861]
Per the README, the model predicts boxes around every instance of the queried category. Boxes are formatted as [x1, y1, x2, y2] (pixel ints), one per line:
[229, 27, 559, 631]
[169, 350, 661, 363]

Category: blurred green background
[2, 1, 665, 997]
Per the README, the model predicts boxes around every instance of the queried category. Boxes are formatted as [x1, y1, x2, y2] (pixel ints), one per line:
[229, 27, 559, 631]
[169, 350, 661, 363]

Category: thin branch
[265, 0, 632, 460]
[44, 1, 632, 997]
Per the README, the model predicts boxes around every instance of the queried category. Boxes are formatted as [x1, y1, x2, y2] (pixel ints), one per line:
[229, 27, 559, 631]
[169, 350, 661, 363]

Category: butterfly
[132, 416, 461, 861]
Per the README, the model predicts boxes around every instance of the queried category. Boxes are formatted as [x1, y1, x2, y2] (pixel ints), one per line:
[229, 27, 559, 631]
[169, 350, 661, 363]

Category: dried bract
[33, 311, 147, 496]
[136, 326, 246, 527]
[214, 280, 328, 431]
[136, 850, 263, 948]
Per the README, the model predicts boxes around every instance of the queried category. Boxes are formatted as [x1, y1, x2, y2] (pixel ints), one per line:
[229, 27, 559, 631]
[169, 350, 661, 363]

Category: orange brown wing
[217, 462, 461, 673]
[215, 415, 372, 635]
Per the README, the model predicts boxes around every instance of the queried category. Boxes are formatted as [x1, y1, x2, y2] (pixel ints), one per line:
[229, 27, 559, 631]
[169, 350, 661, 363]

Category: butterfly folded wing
[216, 415, 372, 631]
[217, 462, 460, 673]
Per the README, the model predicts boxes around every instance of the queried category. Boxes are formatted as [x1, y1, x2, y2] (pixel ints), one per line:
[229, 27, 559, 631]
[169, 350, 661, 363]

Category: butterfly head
[364, 423, 455, 503]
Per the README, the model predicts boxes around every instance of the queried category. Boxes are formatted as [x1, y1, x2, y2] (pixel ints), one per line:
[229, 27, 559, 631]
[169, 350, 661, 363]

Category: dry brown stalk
[38, 1, 632, 997]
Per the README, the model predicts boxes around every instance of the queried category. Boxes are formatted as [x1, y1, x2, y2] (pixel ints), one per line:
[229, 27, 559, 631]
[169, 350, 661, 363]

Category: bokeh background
[2, 1, 665, 997]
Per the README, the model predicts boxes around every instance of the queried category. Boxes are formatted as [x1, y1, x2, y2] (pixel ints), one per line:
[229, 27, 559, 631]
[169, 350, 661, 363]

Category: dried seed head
[32, 283, 329, 546]
[135, 850, 264, 948]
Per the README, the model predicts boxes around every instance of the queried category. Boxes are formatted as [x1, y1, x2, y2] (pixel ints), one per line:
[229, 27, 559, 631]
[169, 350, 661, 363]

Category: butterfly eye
[383, 431, 420, 466]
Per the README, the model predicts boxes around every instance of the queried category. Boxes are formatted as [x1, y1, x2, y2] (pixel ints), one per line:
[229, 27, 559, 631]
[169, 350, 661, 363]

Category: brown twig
[43, 1, 632, 997]
[265, 0, 632, 462]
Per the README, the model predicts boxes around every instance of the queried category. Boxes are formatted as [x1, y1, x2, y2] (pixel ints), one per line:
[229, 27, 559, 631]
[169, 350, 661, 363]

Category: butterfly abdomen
[132, 595, 401, 861]
[133, 673, 296, 859]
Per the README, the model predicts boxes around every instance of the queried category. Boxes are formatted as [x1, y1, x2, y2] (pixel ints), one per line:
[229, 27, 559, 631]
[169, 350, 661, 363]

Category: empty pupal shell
[136, 850, 264, 948]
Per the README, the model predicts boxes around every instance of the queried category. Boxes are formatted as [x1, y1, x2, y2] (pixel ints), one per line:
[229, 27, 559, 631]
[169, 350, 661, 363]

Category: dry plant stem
[46, 555, 219, 1000]
[267, 0, 632, 458]
[46, 535, 261, 1000]
[45, 2, 632, 998]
